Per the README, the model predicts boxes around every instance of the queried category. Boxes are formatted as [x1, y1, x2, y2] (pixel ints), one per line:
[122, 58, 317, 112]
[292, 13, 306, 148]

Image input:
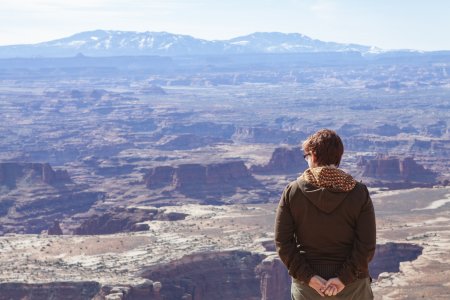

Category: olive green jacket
[274, 177, 376, 285]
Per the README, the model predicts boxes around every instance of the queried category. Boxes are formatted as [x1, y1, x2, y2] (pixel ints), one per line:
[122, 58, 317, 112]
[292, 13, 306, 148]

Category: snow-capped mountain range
[0, 30, 381, 58]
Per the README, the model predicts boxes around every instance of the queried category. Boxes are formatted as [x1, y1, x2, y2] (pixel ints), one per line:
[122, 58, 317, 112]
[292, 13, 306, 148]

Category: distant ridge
[0, 30, 380, 58]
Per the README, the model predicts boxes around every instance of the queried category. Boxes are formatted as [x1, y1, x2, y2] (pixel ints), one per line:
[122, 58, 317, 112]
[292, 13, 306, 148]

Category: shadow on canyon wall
[135, 242, 423, 300]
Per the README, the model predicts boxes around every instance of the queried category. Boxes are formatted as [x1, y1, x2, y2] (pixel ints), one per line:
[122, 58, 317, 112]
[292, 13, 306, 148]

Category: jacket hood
[297, 166, 357, 213]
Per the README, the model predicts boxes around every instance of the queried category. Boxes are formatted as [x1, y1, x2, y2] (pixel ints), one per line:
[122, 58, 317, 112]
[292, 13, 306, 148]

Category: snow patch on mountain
[68, 41, 86, 47]
[230, 41, 249, 46]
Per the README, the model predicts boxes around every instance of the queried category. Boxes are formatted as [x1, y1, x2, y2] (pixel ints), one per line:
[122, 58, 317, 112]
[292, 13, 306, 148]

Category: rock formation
[144, 161, 262, 200]
[260, 240, 423, 284]
[47, 220, 63, 235]
[97, 280, 160, 300]
[371, 124, 402, 137]
[425, 120, 447, 137]
[144, 166, 175, 189]
[141, 251, 265, 300]
[256, 256, 291, 300]
[358, 155, 437, 186]
[250, 147, 307, 174]
[135, 242, 422, 300]
[0, 162, 103, 235]
[155, 134, 230, 150]
[72, 207, 187, 235]
[0, 162, 71, 188]
[141, 84, 167, 95]
[0, 191, 105, 235]
[369, 242, 423, 279]
[0, 282, 100, 300]
[0, 241, 425, 299]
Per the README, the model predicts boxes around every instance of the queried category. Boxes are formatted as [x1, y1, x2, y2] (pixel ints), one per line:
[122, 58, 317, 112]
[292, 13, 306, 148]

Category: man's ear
[311, 152, 317, 164]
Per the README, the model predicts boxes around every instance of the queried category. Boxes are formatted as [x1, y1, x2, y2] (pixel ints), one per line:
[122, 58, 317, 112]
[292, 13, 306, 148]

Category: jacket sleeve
[274, 183, 315, 283]
[337, 185, 376, 285]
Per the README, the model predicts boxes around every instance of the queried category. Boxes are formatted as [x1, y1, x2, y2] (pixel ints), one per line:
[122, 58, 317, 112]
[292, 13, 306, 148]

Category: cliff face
[250, 147, 307, 174]
[0, 162, 71, 188]
[358, 155, 437, 186]
[144, 161, 261, 201]
[262, 240, 423, 283]
[0, 162, 103, 235]
[0, 191, 104, 234]
[256, 256, 291, 300]
[47, 220, 63, 235]
[144, 166, 175, 189]
[135, 242, 422, 300]
[0, 279, 162, 300]
[0, 281, 100, 300]
[369, 242, 423, 279]
[141, 251, 266, 300]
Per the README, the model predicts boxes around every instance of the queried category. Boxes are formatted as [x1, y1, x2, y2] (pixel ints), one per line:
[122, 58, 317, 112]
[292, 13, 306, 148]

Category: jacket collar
[296, 166, 357, 213]
[299, 166, 356, 192]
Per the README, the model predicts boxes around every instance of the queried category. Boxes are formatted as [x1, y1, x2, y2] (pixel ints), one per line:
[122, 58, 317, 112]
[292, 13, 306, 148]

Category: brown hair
[302, 129, 344, 167]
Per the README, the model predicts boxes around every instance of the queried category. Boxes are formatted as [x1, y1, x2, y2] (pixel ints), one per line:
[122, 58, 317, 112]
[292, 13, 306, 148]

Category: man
[275, 129, 376, 299]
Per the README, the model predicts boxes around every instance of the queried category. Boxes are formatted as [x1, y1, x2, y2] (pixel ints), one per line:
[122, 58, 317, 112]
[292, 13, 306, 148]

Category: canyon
[0, 49, 449, 299]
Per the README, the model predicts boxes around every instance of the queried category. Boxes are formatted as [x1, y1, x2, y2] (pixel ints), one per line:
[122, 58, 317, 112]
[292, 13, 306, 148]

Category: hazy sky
[1, 0, 449, 51]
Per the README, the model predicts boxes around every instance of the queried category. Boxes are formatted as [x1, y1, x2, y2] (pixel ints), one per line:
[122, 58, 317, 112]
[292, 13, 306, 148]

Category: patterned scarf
[300, 166, 356, 192]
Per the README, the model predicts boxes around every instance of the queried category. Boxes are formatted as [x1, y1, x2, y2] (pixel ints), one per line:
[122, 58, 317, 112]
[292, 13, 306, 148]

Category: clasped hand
[309, 275, 345, 297]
